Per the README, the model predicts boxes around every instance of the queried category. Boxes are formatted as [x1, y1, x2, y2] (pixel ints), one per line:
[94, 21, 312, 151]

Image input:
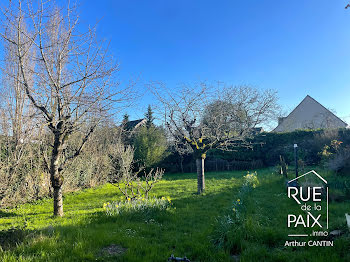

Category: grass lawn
[0, 168, 349, 261]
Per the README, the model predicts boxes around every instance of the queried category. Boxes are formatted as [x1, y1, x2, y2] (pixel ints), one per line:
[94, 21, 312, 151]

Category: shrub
[133, 126, 168, 168]
[320, 139, 350, 174]
[0, 125, 118, 207]
[108, 143, 164, 200]
[242, 172, 259, 190]
[163, 128, 350, 173]
[327, 149, 350, 174]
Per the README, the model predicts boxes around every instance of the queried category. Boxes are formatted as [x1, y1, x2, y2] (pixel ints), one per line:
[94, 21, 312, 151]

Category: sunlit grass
[0, 168, 349, 261]
[0, 171, 243, 261]
[210, 168, 350, 261]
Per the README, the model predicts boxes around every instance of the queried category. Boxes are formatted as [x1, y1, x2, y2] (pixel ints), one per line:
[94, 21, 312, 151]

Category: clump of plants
[320, 139, 350, 174]
[212, 171, 259, 248]
[241, 171, 259, 190]
[231, 171, 259, 217]
[108, 143, 164, 200]
[103, 196, 171, 216]
[230, 172, 259, 219]
[105, 142, 168, 216]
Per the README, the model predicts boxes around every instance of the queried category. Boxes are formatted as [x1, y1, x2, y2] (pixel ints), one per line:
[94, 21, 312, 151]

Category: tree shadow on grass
[0, 226, 34, 251]
[0, 210, 18, 218]
[162, 170, 247, 181]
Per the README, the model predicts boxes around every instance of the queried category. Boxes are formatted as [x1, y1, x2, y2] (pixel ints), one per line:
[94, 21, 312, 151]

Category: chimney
[278, 117, 285, 125]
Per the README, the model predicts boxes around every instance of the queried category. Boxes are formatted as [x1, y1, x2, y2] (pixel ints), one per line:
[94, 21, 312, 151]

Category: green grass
[211, 168, 350, 261]
[0, 168, 349, 261]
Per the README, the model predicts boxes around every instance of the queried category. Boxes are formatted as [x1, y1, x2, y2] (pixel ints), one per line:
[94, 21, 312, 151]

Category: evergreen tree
[145, 105, 154, 129]
[122, 113, 129, 125]
[133, 125, 167, 168]
[121, 113, 131, 144]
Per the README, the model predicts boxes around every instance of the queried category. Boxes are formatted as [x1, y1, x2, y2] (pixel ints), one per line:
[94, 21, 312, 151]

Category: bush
[133, 126, 167, 168]
[108, 143, 164, 200]
[0, 125, 119, 207]
[327, 149, 350, 174]
[212, 128, 350, 167]
[0, 138, 51, 206]
[318, 139, 350, 174]
[162, 128, 350, 173]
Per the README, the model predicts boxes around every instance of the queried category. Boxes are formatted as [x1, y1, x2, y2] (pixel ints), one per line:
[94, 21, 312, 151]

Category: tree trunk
[196, 158, 205, 194]
[50, 133, 64, 217]
[53, 186, 63, 216]
[180, 157, 184, 173]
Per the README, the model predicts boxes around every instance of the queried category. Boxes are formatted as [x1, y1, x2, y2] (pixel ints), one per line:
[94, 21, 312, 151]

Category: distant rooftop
[124, 119, 146, 131]
[273, 95, 347, 132]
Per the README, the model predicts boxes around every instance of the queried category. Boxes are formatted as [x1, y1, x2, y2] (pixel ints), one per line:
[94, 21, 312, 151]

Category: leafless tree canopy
[202, 86, 279, 148]
[1, 0, 122, 128]
[152, 82, 279, 193]
[0, 0, 129, 215]
[154, 82, 279, 156]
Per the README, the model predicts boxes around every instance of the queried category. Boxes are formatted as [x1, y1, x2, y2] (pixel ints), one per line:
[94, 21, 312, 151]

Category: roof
[251, 127, 264, 133]
[273, 95, 348, 132]
[124, 119, 146, 131]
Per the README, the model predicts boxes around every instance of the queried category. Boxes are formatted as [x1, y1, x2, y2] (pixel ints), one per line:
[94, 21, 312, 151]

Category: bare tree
[0, 0, 127, 216]
[109, 142, 164, 200]
[0, 17, 45, 205]
[153, 82, 279, 194]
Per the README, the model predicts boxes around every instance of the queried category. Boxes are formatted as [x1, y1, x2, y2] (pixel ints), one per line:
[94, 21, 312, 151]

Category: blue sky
[74, 0, 350, 123]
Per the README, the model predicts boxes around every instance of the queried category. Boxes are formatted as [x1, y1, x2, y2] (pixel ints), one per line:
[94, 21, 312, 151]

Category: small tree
[154, 82, 279, 194]
[133, 125, 167, 168]
[122, 113, 130, 125]
[109, 142, 164, 200]
[145, 105, 155, 129]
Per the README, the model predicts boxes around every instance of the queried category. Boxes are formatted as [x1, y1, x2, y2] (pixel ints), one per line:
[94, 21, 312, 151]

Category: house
[273, 95, 347, 132]
[124, 118, 147, 131]
[251, 127, 264, 135]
